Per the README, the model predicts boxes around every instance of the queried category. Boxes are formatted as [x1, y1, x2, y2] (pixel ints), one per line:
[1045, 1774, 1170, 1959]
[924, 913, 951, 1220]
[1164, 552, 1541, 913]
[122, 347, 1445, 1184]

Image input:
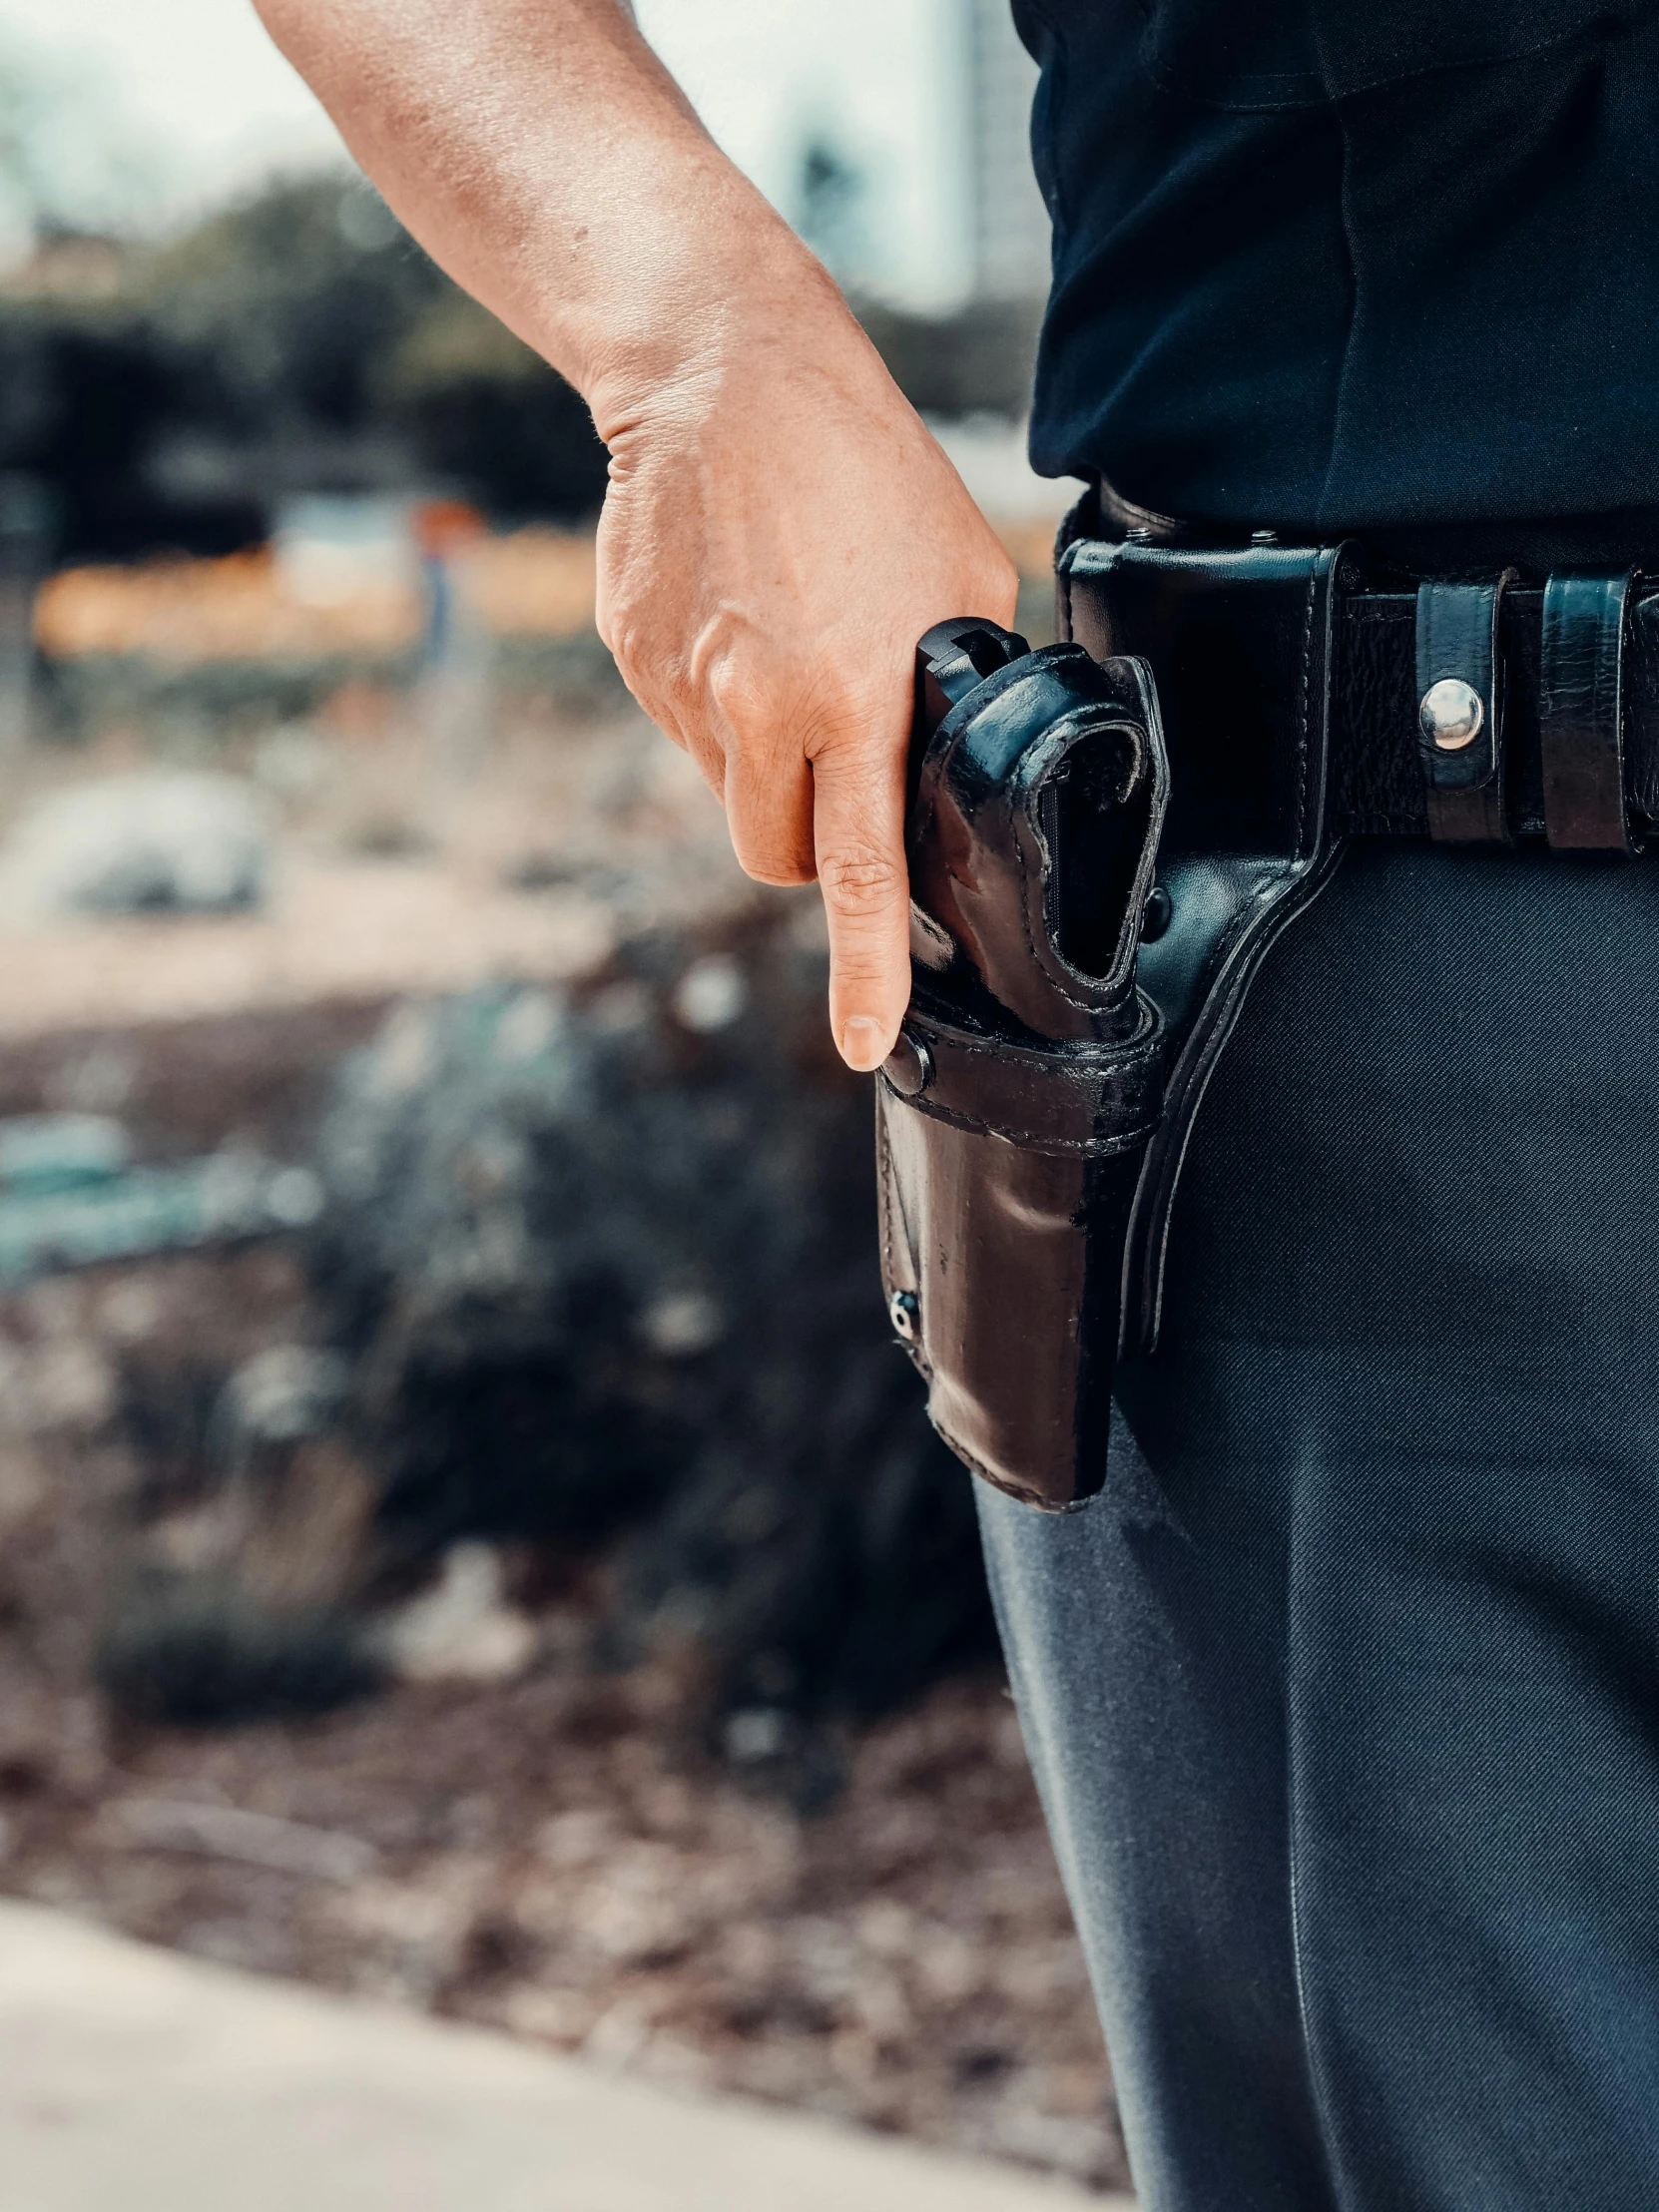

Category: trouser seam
[1287, 1477, 1353, 2212]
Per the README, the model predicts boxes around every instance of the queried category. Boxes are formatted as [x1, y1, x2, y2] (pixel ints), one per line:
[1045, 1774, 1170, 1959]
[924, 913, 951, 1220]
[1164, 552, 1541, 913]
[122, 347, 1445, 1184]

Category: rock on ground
[0, 773, 272, 921]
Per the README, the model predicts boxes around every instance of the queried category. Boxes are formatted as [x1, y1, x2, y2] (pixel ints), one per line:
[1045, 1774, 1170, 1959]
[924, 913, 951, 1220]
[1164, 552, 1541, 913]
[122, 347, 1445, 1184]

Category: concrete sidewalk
[0, 1900, 1128, 2212]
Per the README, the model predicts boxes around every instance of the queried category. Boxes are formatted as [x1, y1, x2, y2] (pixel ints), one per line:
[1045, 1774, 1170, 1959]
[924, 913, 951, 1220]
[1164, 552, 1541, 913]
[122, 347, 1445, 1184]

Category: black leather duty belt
[1059, 536, 1659, 856]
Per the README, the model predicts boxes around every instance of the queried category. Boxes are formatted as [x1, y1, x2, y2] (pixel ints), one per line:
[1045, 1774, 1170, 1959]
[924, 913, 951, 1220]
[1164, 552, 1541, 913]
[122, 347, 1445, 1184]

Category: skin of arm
[253, 0, 1019, 1069]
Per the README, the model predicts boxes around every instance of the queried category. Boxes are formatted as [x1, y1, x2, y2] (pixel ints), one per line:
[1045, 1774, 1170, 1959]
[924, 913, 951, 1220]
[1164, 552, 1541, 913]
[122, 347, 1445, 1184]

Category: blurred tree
[377, 285, 614, 523]
[134, 177, 609, 520]
[0, 173, 610, 561]
[137, 178, 447, 440]
[794, 133, 872, 293]
[0, 143, 1037, 566]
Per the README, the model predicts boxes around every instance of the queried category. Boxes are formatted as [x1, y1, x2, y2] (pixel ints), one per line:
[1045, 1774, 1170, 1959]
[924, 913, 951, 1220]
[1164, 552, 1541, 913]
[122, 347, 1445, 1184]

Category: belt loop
[1414, 570, 1516, 844]
[1540, 569, 1636, 853]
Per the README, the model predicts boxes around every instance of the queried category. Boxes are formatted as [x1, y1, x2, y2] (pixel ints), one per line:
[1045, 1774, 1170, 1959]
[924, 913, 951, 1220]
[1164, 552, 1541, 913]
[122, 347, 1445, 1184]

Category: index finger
[809, 719, 911, 1073]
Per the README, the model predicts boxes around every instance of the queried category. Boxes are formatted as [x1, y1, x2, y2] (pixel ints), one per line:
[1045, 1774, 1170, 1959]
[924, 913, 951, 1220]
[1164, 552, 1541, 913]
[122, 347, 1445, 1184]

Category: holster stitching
[1295, 571, 1316, 849]
[875, 1093, 895, 1286]
[926, 1413, 1076, 1513]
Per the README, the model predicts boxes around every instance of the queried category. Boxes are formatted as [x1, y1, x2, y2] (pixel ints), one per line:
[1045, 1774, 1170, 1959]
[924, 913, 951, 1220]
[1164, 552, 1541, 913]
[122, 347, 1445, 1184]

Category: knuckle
[801, 683, 890, 759]
[599, 612, 649, 691]
[818, 844, 905, 916]
[706, 658, 767, 730]
[731, 826, 813, 889]
[599, 619, 695, 746]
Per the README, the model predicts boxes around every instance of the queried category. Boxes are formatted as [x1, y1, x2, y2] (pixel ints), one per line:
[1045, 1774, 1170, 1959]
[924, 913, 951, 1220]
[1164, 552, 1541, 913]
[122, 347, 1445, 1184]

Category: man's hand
[594, 260, 1017, 1069]
[255, 0, 1017, 1068]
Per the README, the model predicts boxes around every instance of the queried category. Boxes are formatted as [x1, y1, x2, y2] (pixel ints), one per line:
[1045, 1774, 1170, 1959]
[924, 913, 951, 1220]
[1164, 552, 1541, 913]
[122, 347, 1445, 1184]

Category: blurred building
[963, 0, 1049, 304]
[637, 0, 1051, 318]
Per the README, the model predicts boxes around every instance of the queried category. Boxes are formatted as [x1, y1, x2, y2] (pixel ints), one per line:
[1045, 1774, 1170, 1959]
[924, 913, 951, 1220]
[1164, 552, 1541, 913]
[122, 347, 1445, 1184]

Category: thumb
[810, 726, 911, 1073]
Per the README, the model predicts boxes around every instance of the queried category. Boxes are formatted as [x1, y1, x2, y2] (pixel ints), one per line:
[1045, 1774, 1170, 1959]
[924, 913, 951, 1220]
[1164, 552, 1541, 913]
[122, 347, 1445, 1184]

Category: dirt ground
[0, 670, 1127, 2196]
[0, 1250, 1124, 2192]
[0, 683, 746, 1038]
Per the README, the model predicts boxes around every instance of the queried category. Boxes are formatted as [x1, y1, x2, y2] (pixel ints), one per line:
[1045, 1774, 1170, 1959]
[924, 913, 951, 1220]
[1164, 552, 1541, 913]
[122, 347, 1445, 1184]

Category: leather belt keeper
[1540, 570, 1636, 852]
[1414, 571, 1515, 845]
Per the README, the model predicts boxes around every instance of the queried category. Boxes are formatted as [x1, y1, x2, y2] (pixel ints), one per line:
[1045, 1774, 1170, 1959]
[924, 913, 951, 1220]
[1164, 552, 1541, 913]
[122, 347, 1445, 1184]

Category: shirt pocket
[1137, 0, 1640, 110]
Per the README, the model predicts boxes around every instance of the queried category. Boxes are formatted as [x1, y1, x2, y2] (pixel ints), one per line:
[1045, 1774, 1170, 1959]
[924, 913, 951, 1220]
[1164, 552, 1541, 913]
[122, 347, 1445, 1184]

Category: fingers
[809, 722, 910, 1073]
[601, 506, 916, 1070]
[725, 752, 816, 884]
[714, 665, 817, 884]
[609, 638, 912, 1070]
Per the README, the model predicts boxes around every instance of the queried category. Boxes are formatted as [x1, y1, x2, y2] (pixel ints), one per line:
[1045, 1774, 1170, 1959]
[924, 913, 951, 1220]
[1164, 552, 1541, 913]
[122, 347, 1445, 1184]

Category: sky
[0, 0, 976, 305]
[636, 0, 972, 302]
[0, 0, 343, 216]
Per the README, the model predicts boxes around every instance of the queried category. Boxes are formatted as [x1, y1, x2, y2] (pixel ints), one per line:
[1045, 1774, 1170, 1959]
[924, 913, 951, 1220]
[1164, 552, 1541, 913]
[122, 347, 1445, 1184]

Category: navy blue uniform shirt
[1015, 2, 1659, 537]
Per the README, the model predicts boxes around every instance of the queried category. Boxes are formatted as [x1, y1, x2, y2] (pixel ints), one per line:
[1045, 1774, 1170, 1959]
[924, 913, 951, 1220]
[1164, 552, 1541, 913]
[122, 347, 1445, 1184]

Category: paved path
[0, 1901, 1127, 2212]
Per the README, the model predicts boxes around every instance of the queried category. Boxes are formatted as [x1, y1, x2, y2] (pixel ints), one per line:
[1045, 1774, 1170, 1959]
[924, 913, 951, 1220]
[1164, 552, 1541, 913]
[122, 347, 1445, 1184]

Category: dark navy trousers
[979, 839, 1659, 2210]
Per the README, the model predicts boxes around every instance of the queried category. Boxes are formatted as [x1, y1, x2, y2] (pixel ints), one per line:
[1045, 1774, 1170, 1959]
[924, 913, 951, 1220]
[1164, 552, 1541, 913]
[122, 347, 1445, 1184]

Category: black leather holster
[876, 535, 1351, 1510]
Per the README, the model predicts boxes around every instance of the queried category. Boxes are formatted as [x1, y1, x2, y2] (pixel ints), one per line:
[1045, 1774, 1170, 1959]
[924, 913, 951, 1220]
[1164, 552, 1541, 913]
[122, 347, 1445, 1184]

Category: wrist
[574, 197, 853, 440]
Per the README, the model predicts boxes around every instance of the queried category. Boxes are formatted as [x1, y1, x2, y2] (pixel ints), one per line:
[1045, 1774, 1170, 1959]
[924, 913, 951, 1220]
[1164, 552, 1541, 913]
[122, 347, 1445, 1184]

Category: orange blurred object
[35, 532, 600, 665]
[410, 498, 487, 559]
[33, 520, 1040, 670]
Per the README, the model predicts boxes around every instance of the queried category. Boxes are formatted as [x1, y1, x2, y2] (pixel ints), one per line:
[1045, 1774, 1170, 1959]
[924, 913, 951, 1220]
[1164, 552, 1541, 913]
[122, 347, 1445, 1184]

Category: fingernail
[839, 1016, 886, 1072]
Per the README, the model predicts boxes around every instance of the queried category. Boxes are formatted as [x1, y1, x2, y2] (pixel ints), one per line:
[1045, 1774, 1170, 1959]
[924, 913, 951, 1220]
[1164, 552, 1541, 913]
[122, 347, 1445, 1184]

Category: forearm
[258, 0, 1018, 1070]
[253, 0, 832, 428]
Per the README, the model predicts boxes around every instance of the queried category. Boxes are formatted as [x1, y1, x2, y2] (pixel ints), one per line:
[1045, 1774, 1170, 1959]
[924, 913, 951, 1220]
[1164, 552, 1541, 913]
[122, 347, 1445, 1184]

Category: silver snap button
[882, 1029, 931, 1099]
[1419, 677, 1484, 753]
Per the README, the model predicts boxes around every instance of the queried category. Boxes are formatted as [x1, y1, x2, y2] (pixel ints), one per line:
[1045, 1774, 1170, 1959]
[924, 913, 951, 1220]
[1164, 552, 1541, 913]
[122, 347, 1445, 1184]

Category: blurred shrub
[303, 913, 998, 1740]
[857, 294, 1045, 420]
[98, 1575, 379, 1727]
[0, 302, 264, 562]
[378, 289, 614, 524]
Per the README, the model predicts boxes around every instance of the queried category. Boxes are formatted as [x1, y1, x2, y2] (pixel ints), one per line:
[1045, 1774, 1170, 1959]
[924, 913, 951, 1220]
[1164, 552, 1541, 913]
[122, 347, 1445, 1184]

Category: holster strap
[1540, 570, 1635, 852]
[1415, 572, 1515, 845]
[880, 1002, 1165, 1158]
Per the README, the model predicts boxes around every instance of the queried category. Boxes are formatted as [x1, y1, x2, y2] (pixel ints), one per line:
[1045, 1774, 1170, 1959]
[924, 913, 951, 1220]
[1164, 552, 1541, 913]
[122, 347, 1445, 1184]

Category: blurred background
[0, 0, 1121, 2196]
